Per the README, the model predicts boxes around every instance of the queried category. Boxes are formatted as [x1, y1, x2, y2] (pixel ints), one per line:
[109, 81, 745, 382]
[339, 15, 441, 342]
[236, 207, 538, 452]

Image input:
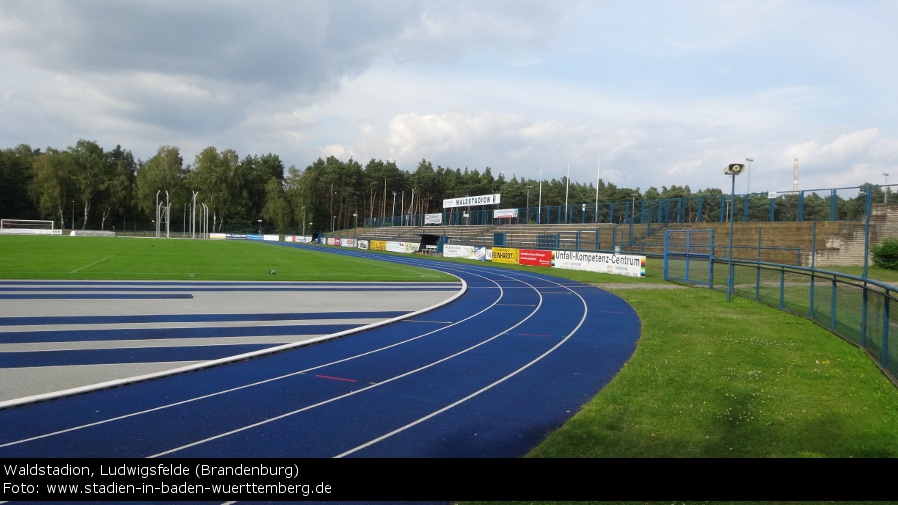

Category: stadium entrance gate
[663, 229, 714, 287]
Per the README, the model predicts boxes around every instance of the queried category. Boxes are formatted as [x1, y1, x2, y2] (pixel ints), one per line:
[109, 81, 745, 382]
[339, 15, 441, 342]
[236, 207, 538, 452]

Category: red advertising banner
[519, 249, 552, 267]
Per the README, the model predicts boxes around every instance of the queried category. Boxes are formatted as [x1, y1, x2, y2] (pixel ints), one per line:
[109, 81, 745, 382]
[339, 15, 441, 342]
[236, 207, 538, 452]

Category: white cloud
[2, 1, 897, 196]
[782, 128, 880, 173]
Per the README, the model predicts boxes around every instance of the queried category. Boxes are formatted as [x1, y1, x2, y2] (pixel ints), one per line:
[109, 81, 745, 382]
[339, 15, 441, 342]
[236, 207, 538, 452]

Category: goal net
[0, 219, 61, 235]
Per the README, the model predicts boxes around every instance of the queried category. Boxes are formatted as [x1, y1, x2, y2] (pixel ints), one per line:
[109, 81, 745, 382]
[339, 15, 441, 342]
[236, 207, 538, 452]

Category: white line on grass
[70, 255, 114, 273]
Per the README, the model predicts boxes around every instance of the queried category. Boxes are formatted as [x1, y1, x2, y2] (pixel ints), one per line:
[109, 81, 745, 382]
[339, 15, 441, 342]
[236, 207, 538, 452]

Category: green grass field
[3, 234, 898, 468]
[0, 235, 455, 282]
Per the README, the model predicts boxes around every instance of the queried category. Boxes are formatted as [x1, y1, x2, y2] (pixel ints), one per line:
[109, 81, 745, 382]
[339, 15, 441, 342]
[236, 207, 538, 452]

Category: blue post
[779, 268, 785, 309]
[809, 221, 817, 319]
[709, 229, 715, 289]
[830, 278, 837, 330]
[883, 292, 890, 373]
[863, 185, 872, 279]
[830, 189, 837, 221]
[756, 226, 761, 300]
[656, 230, 664, 282]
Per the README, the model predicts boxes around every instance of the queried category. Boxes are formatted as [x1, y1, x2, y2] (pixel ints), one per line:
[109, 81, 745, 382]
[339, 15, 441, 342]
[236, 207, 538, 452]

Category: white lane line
[334, 270, 585, 457]
[0, 271, 485, 449]
[69, 255, 114, 273]
[148, 269, 531, 458]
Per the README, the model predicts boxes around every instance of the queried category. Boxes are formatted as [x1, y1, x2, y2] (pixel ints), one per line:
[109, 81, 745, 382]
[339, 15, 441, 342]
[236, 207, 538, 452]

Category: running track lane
[0, 244, 641, 458]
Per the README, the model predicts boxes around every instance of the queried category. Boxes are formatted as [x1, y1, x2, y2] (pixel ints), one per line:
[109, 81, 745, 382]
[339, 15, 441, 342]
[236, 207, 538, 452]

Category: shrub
[872, 237, 898, 270]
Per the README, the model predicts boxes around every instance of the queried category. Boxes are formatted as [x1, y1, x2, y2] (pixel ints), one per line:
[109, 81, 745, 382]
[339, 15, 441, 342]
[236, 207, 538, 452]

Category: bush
[872, 237, 898, 270]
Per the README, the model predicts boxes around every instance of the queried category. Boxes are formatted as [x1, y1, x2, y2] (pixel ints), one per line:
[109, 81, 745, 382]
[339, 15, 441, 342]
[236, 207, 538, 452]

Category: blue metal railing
[714, 260, 897, 386]
[364, 184, 882, 229]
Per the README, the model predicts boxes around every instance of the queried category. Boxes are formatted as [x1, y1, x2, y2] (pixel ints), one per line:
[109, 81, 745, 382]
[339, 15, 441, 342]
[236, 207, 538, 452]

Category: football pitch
[0, 235, 457, 282]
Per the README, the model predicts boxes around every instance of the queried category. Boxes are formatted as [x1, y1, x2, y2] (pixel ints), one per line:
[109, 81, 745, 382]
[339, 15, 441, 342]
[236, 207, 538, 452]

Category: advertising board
[552, 250, 646, 277]
[491, 247, 519, 265]
[519, 249, 552, 267]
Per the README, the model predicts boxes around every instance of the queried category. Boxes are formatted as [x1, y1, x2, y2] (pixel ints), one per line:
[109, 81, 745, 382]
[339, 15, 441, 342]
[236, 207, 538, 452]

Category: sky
[2, 0, 897, 195]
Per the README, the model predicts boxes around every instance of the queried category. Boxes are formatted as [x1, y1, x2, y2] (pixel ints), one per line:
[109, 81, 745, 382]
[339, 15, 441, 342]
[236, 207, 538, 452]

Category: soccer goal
[0, 219, 61, 235]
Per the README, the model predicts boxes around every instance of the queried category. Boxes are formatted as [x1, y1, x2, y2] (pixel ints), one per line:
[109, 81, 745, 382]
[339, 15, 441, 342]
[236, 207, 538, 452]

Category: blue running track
[0, 244, 641, 459]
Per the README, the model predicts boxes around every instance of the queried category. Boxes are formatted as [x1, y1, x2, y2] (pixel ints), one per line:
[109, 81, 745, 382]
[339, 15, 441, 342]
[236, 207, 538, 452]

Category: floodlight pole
[727, 172, 736, 302]
[191, 191, 198, 239]
[165, 191, 170, 239]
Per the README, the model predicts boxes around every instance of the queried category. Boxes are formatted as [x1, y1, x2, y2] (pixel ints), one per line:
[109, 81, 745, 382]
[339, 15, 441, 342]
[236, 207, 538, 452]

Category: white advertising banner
[493, 208, 519, 219]
[442, 193, 501, 209]
[384, 241, 418, 253]
[442, 244, 476, 259]
[552, 250, 646, 277]
[442, 244, 489, 260]
[424, 213, 443, 225]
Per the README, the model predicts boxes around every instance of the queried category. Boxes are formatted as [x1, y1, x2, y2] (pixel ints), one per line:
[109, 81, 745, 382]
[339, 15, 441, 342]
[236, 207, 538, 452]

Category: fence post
[882, 292, 890, 370]
[863, 185, 872, 278]
[780, 267, 786, 310]
[808, 222, 817, 320]
[663, 230, 670, 281]
[756, 227, 762, 300]
[861, 285, 868, 347]
[830, 189, 837, 221]
[709, 229, 715, 289]
[830, 277, 837, 330]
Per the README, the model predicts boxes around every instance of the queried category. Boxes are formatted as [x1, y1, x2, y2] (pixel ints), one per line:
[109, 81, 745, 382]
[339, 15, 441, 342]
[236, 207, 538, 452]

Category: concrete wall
[668, 203, 898, 267]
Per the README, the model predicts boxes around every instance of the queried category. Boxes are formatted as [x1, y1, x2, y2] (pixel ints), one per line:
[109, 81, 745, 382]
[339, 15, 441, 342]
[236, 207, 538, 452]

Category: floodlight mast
[191, 191, 198, 239]
[724, 163, 746, 302]
[155, 190, 161, 238]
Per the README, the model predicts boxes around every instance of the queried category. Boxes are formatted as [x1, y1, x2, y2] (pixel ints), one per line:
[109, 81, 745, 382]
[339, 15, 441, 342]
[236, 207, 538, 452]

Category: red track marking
[315, 374, 358, 383]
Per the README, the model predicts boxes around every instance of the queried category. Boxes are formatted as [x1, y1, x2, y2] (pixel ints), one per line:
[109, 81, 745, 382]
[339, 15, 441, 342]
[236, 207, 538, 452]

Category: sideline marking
[70, 255, 114, 273]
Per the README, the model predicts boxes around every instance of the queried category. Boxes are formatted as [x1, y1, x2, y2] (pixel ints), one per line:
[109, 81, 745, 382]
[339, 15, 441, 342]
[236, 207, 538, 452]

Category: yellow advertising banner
[491, 247, 520, 265]
[370, 240, 387, 251]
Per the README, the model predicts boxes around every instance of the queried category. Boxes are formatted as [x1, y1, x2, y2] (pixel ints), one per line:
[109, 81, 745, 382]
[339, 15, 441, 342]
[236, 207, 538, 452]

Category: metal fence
[364, 184, 887, 229]
[710, 259, 898, 387]
[655, 187, 898, 387]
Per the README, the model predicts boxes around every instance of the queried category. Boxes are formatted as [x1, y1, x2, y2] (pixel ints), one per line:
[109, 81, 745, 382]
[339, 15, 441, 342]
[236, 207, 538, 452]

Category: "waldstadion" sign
[442, 193, 501, 209]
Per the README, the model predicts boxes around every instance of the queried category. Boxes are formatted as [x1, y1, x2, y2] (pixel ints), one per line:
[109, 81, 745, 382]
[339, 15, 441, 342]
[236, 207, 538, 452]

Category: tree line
[0, 140, 880, 234]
